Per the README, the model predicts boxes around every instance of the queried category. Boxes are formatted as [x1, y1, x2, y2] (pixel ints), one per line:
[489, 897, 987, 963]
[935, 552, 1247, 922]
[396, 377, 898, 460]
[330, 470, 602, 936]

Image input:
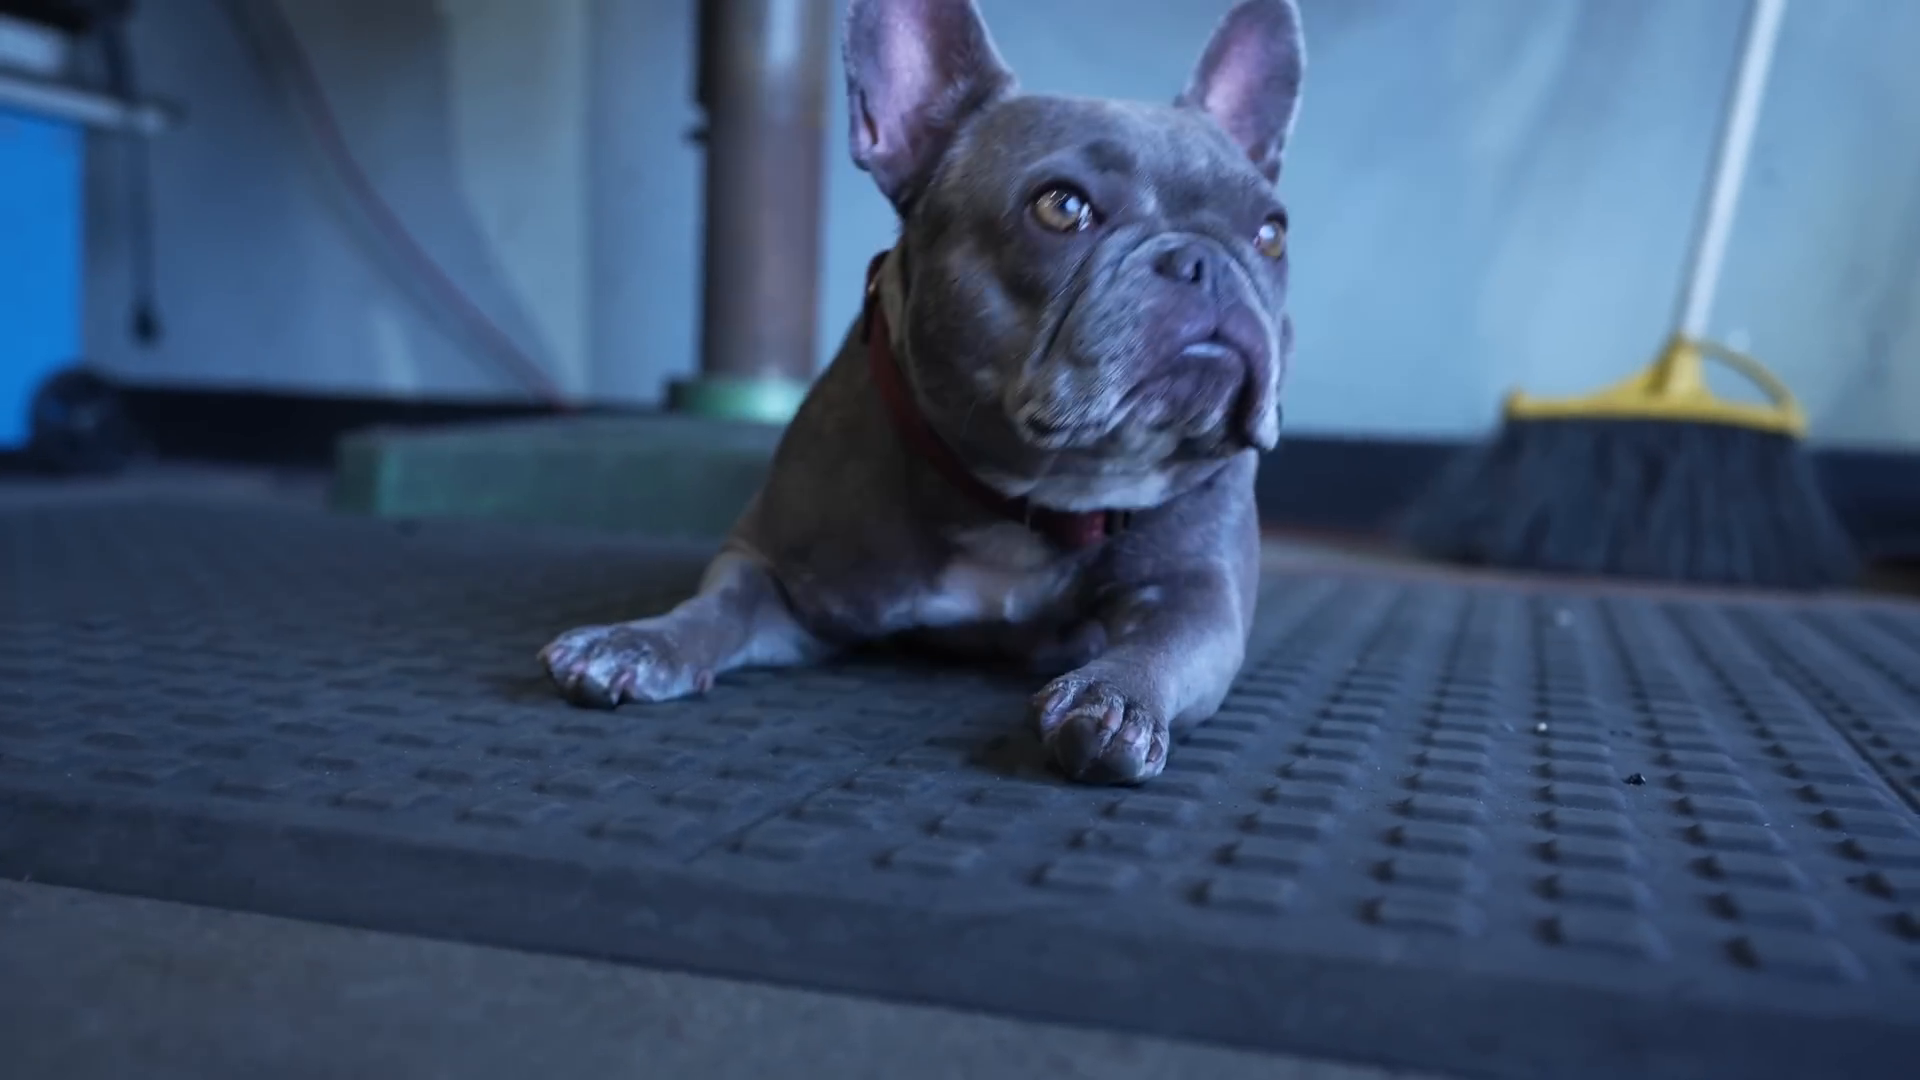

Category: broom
[1400, 0, 1858, 591]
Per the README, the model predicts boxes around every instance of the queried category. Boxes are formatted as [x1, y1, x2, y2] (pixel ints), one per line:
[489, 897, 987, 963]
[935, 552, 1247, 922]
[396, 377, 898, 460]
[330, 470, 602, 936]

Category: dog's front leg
[540, 549, 830, 707]
[1032, 564, 1253, 785]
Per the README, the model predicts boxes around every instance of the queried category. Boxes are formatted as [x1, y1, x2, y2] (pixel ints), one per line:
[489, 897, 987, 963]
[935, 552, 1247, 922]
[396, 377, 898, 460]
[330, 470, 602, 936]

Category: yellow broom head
[1502, 335, 1808, 439]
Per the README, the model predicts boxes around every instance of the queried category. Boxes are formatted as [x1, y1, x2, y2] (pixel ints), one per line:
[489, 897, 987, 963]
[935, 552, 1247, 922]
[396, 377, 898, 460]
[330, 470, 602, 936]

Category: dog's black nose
[1152, 242, 1210, 285]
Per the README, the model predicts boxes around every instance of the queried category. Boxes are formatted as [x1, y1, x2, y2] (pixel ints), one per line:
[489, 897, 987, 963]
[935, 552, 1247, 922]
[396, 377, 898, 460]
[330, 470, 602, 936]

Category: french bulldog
[540, 0, 1305, 786]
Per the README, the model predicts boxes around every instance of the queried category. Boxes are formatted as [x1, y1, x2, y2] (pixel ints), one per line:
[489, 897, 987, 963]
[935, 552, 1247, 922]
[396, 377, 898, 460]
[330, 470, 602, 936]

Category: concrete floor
[0, 881, 1439, 1080]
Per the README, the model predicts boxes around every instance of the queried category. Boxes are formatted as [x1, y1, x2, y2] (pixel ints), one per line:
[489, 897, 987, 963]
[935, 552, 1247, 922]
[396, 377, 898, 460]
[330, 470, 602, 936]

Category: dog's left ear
[1178, 0, 1305, 183]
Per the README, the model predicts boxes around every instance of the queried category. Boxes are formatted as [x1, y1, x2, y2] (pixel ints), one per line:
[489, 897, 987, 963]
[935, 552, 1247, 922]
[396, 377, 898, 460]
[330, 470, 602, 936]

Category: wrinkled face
[844, 0, 1304, 502]
[902, 97, 1291, 468]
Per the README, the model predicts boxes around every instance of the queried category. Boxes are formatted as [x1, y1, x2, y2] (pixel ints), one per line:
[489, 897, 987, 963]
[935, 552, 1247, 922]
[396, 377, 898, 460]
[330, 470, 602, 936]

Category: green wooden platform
[330, 414, 782, 539]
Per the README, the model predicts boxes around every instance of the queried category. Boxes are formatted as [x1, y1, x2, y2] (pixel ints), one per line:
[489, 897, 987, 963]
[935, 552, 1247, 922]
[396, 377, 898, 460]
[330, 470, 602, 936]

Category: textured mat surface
[3, 499, 1920, 1080]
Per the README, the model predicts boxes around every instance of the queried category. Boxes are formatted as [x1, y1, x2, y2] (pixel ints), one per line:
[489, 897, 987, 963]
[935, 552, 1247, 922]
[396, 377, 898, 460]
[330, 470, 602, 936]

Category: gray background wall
[82, 0, 1920, 447]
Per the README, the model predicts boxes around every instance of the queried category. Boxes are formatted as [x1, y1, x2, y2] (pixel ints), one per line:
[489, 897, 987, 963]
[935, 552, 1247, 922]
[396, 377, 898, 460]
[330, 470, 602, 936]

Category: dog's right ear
[844, 0, 1016, 210]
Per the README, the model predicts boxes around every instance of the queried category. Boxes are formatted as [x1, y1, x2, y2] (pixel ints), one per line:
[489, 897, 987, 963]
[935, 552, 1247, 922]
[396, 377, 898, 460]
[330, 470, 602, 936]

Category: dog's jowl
[542, 0, 1307, 786]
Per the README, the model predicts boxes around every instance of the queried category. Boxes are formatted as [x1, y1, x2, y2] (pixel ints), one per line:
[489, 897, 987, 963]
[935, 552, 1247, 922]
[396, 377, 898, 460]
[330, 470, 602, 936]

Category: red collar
[861, 250, 1127, 551]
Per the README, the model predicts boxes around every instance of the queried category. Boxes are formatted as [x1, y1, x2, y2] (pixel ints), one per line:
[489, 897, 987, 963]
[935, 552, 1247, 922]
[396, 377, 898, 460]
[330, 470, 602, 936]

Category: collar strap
[861, 249, 1127, 551]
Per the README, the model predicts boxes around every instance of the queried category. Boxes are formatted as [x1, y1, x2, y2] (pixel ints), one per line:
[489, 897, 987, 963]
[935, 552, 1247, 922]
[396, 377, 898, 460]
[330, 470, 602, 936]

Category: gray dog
[542, 0, 1305, 786]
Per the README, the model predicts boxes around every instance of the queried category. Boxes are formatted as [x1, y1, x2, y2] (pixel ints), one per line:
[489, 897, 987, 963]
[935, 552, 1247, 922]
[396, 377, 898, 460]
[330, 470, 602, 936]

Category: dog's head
[847, 0, 1305, 510]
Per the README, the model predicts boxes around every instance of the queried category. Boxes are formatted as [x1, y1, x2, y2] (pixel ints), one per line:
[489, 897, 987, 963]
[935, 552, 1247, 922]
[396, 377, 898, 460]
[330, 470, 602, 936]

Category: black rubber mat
[4, 498, 1920, 1080]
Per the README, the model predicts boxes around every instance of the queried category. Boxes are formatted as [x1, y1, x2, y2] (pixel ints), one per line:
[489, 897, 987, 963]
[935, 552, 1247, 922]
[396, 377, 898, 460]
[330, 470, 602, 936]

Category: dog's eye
[1031, 186, 1094, 233]
[1255, 217, 1287, 259]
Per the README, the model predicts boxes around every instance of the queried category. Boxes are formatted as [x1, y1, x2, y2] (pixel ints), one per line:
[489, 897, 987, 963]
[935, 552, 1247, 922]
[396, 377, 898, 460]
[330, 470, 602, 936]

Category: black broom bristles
[1399, 418, 1860, 590]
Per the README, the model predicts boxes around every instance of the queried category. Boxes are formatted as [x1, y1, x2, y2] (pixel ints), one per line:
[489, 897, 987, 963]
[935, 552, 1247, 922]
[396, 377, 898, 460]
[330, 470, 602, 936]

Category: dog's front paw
[538, 620, 715, 708]
[1030, 675, 1169, 785]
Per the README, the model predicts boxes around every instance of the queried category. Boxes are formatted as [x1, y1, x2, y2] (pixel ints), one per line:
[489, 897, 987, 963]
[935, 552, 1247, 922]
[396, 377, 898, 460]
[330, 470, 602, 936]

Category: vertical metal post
[672, 0, 833, 424]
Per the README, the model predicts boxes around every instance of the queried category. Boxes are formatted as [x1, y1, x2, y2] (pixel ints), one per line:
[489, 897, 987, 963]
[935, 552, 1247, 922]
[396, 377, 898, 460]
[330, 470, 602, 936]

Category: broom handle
[1673, 0, 1788, 341]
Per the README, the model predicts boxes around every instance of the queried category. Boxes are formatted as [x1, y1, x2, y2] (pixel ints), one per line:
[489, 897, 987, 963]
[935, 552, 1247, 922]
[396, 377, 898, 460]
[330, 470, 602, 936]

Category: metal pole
[672, 0, 833, 424]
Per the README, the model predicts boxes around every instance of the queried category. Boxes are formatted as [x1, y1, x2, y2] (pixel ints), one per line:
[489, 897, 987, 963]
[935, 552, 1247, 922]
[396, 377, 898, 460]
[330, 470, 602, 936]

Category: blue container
[0, 105, 83, 450]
